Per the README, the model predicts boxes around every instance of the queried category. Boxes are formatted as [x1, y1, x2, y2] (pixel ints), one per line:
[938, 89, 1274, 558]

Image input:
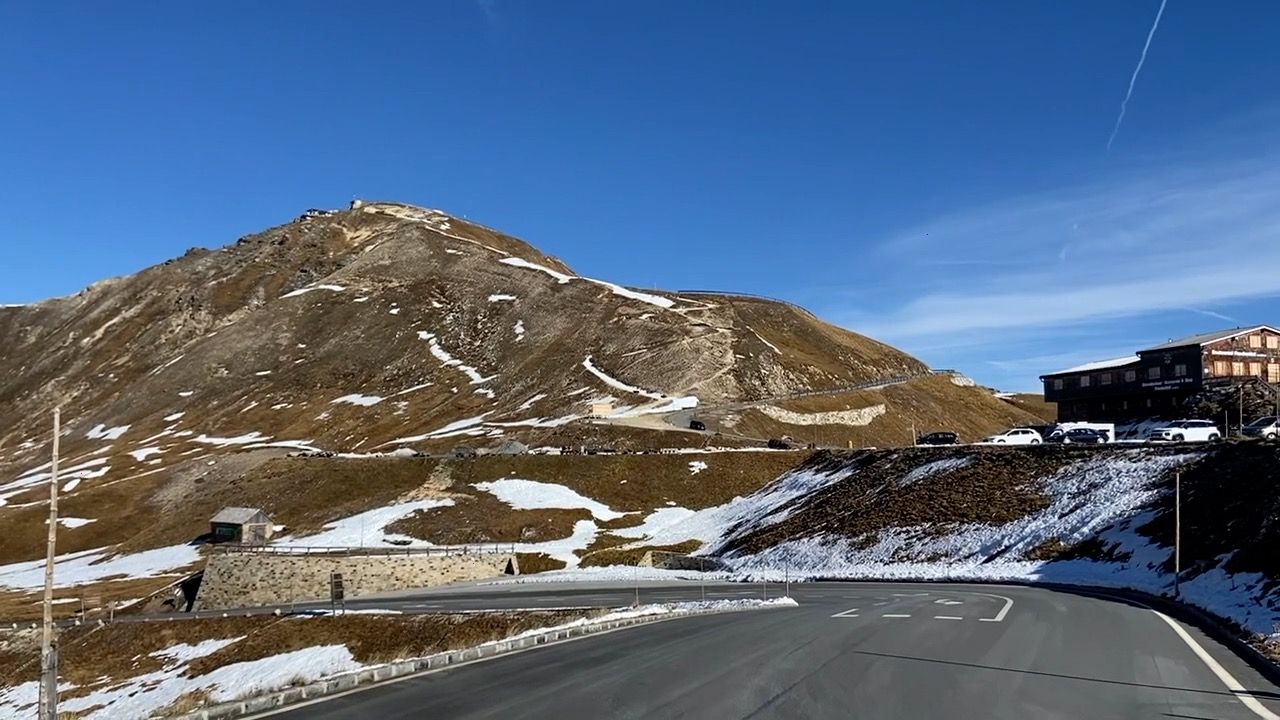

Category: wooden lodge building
[1041, 326, 1280, 422]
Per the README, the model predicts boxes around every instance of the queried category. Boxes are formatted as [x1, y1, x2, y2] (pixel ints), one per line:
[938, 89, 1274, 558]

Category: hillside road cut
[252, 580, 1280, 719]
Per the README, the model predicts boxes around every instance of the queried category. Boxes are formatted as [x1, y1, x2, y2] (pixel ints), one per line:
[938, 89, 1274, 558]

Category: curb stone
[179, 602, 790, 719]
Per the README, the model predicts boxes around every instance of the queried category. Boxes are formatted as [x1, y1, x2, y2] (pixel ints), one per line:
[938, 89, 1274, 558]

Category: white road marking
[934, 598, 963, 606]
[934, 615, 964, 621]
[873, 601, 889, 606]
[891, 593, 929, 597]
[976, 593, 1014, 622]
[882, 614, 912, 618]
[1150, 609, 1280, 720]
[830, 607, 860, 618]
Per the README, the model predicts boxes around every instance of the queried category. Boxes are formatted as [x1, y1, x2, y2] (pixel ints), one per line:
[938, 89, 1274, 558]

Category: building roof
[1140, 325, 1279, 353]
[211, 507, 268, 524]
[1042, 355, 1140, 378]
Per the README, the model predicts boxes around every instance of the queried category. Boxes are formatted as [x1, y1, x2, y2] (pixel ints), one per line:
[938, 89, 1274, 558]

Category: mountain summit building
[1041, 326, 1280, 422]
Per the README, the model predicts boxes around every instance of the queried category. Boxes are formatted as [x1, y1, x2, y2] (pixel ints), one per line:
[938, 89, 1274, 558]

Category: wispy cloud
[1107, 0, 1169, 151]
[819, 144, 1280, 392]
[841, 154, 1280, 344]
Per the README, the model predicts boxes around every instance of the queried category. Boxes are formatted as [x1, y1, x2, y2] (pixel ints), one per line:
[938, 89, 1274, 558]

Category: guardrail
[209, 543, 515, 557]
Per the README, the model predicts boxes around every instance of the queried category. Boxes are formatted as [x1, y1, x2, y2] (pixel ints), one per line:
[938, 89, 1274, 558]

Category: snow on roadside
[689, 461, 707, 475]
[274, 499, 456, 548]
[0, 544, 202, 590]
[513, 320, 526, 341]
[581, 356, 698, 415]
[56, 517, 96, 529]
[488, 294, 517, 302]
[474, 479, 624, 521]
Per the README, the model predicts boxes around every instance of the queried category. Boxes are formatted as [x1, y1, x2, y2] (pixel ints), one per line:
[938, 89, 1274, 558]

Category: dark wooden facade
[1042, 326, 1280, 422]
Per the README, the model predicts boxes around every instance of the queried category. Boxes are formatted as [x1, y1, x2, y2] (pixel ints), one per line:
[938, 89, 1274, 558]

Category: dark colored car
[1048, 428, 1107, 445]
[689, 419, 707, 431]
[767, 438, 791, 450]
[917, 431, 959, 446]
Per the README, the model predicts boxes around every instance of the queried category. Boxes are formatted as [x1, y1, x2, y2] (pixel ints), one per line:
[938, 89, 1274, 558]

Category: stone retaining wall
[194, 552, 517, 610]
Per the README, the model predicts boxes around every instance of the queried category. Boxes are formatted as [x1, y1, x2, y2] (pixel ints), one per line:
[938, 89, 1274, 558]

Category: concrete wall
[194, 552, 517, 610]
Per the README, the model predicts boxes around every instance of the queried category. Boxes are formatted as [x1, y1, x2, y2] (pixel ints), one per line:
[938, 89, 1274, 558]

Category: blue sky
[3, 1, 1279, 391]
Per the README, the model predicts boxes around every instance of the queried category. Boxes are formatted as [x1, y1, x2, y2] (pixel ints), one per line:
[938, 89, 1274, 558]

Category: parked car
[982, 428, 1042, 445]
[767, 438, 791, 450]
[689, 419, 707, 431]
[1242, 416, 1279, 441]
[1046, 422, 1115, 443]
[1047, 427, 1107, 445]
[917, 431, 959, 446]
[1147, 420, 1221, 443]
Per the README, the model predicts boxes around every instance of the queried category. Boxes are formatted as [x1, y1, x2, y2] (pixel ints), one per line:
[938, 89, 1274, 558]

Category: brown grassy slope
[724, 375, 1043, 447]
[1000, 393, 1058, 423]
[719, 447, 1075, 556]
[0, 611, 595, 691]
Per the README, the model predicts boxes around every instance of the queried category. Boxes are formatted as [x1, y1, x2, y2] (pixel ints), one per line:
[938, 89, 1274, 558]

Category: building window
[1079, 376, 1091, 388]
[1250, 334, 1263, 348]
[1147, 367, 1161, 380]
[1174, 364, 1187, 378]
[1249, 361, 1263, 377]
[1270, 364, 1280, 383]
[1213, 360, 1229, 376]
[1232, 361, 1245, 376]
[1100, 372, 1112, 385]
[1053, 379, 1063, 391]
[1268, 336, 1279, 350]
[1124, 370, 1136, 383]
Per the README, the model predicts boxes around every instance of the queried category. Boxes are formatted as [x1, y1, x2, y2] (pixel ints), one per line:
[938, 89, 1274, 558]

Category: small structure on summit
[209, 507, 275, 545]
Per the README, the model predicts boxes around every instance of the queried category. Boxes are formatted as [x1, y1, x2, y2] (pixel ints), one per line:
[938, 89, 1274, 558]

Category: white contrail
[1106, 0, 1168, 151]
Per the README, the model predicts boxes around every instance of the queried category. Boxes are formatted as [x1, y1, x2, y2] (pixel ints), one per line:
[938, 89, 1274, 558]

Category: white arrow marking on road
[934, 599, 963, 605]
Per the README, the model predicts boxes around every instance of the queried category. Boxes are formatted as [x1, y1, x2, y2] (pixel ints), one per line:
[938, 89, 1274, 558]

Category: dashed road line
[830, 608, 860, 618]
[882, 614, 912, 618]
[934, 616, 964, 621]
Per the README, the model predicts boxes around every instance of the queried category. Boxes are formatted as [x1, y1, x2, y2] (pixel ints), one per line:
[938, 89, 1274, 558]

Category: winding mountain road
[253, 580, 1280, 719]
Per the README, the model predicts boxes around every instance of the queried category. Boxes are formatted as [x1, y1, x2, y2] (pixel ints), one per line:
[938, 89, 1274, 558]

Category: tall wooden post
[1173, 471, 1181, 599]
[39, 408, 60, 720]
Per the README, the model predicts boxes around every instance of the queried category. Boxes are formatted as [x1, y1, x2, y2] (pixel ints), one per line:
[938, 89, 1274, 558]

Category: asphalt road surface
[256, 581, 1280, 720]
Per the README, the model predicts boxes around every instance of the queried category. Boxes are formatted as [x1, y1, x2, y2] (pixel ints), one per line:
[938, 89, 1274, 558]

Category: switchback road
[256, 581, 1280, 719]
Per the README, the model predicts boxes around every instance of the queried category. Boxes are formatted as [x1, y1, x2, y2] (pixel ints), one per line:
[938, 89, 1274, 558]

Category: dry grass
[727, 375, 1042, 449]
[1000, 393, 1058, 423]
[386, 493, 590, 544]
[514, 553, 566, 574]
[580, 540, 703, 567]
[0, 611, 597, 693]
[0, 576, 189, 623]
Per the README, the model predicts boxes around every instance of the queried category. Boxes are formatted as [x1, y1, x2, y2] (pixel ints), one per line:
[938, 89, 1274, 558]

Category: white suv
[983, 428, 1042, 445]
[1148, 420, 1220, 443]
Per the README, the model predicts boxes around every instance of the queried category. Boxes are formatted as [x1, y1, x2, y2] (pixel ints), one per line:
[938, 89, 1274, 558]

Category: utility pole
[39, 407, 61, 720]
[1173, 471, 1181, 599]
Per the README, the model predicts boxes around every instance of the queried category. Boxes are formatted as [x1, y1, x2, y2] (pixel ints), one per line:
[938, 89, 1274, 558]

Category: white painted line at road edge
[1150, 609, 1280, 720]
[976, 593, 1014, 623]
